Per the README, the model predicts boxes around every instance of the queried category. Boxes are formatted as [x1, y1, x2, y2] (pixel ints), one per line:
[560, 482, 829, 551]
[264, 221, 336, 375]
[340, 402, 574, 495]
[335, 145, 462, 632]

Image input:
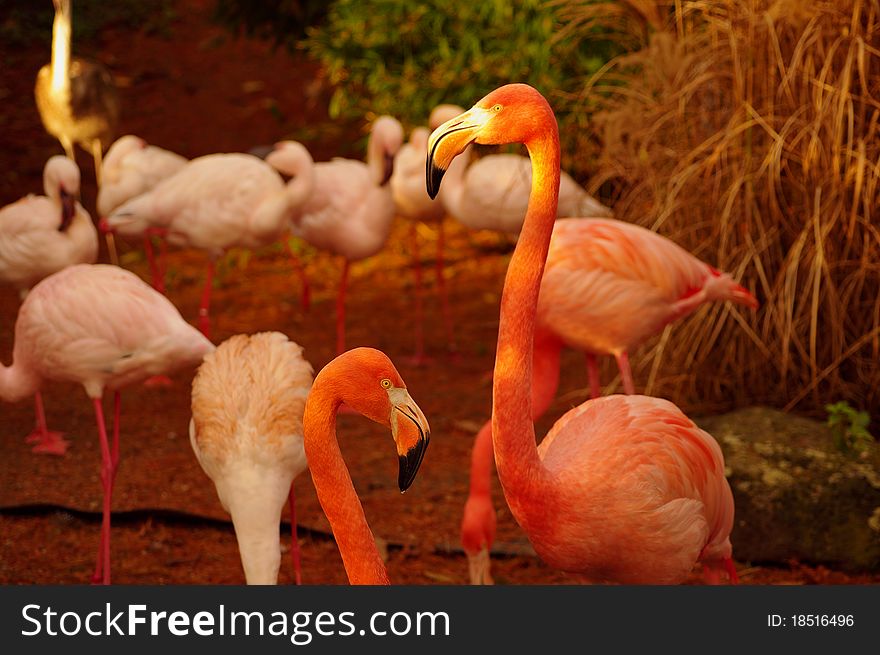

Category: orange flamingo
[190, 332, 313, 584]
[461, 218, 758, 582]
[428, 84, 738, 584]
[302, 348, 430, 584]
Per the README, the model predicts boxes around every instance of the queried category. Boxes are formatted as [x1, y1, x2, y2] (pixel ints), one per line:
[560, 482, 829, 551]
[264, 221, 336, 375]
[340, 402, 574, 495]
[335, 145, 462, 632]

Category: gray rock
[697, 407, 880, 571]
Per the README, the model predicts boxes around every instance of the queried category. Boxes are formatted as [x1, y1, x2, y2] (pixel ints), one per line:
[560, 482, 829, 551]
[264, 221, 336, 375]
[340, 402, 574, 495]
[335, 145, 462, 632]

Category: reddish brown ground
[1, 0, 877, 586]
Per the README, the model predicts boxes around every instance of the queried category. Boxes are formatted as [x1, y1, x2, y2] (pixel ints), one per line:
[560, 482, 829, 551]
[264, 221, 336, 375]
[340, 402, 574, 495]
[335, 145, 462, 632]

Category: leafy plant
[301, 1, 617, 154]
[826, 402, 874, 456]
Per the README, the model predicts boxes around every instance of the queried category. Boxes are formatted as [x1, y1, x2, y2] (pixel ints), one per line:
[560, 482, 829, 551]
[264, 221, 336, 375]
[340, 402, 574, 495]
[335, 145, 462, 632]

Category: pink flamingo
[0, 155, 98, 455]
[97, 135, 188, 293]
[303, 348, 430, 583]
[391, 105, 467, 363]
[460, 196, 757, 586]
[190, 332, 313, 584]
[428, 84, 739, 584]
[103, 141, 314, 338]
[289, 116, 404, 354]
[0, 264, 214, 583]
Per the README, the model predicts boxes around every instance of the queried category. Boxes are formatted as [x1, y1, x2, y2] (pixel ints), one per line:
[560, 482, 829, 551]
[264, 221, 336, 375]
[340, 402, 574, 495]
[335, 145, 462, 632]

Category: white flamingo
[190, 332, 313, 584]
[97, 135, 187, 292]
[283, 116, 404, 354]
[0, 264, 214, 583]
[105, 141, 315, 338]
[0, 155, 98, 455]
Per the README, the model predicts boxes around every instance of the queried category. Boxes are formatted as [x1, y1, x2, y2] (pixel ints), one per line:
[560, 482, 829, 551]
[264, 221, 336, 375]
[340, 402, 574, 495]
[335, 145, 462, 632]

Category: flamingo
[0, 155, 98, 455]
[461, 219, 758, 582]
[303, 348, 430, 583]
[428, 84, 739, 584]
[97, 135, 188, 293]
[104, 141, 315, 338]
[190, 332, 313, 584]
[0, 263, 214, 583]
[391, 105, 468, 363]
[288, 116, 404, 354]
[435, 105, 612, 236]
[35, 0, 120, 263]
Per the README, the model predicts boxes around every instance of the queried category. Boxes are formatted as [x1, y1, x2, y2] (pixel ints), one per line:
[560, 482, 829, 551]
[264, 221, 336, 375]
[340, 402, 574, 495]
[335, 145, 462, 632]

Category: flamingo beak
[381, 153, 395, 186]
[389, 388, 431, 492]
[426, 106, 491, 199]
[59, 188, 76, 232]
[731, 284, 760, 310]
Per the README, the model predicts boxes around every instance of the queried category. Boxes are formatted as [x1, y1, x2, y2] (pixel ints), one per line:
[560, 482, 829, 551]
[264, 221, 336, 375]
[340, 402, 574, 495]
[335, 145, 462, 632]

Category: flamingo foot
[27, 429, 70, 456]
[143, 375, 174, 388]
[467, 547, 494, 586]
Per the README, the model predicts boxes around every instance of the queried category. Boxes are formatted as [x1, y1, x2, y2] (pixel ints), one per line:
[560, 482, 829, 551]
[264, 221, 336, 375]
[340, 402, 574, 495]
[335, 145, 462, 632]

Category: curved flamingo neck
[491, 124, 561, 522]
[0, 358, 40, 403]
[50, 1, 71, 95]
[302, 369, 389, 585]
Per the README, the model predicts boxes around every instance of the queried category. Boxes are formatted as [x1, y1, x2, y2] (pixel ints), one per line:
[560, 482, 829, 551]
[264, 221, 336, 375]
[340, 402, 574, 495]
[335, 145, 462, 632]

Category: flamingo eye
[381, 378, 392, 389]
[492, 104, 502, 112]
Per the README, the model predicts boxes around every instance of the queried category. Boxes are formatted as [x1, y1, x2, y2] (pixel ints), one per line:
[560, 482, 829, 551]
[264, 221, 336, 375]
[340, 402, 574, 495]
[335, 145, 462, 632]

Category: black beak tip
[426, 161, 446, 200]
[397, 437, 429, 493]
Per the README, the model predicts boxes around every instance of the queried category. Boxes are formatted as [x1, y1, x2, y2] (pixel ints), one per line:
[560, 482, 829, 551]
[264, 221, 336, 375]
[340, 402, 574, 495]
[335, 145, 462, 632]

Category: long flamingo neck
[302, 374, 389, 585]
[492, 127, 561, 518]
[468, 420, 494, 497]
[50, 1, 71, 94]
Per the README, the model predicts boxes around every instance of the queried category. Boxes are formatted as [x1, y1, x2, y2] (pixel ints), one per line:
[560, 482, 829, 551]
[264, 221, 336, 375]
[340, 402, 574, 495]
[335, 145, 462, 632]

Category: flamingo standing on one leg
[104, 141, 315, 339]
[35, 0, 120, 263]
[0, 155, 98, 455]
[303, 348, 430, 583]
[0, 264, 214, 583]
[391, 106, 468, 363]
[428, 84, 739, 584]
[190, 332, 313, 585]
[288, 116, 404, 354]
[97, 135, 188, 293]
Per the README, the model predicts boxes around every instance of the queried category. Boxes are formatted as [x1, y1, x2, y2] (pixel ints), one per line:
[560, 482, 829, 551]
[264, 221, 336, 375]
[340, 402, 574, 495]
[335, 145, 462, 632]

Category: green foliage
[825, 402, 875, 456]
[302, 0, 616, 132]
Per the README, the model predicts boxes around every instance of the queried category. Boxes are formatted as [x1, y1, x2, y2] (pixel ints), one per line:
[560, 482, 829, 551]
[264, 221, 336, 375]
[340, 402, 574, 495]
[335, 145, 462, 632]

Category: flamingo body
[532, 395, 733, 582]
[537, 218, 758, 357]
[191, 332, 313, 584]
[97, 135, 188, 218]
[0, 157, 97, 292]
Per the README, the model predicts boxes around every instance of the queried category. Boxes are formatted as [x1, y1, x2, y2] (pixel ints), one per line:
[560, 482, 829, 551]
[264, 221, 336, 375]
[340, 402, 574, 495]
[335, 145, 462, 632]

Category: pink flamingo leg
[407, 222, 428, 366]
[614, 351, 636, 394]
[586, 354, 601, 399]
[724, 557, 739, 584]
[91, 396, 114, 585]
[285, 240, 311, 312]
[289, 485, 302, 585]
[199, 259, 215, 339]
[143, 236, 161, 291]
[26, 392, 69, 456]
[336, 259, 349, 355]
[436, 219, 457, 357]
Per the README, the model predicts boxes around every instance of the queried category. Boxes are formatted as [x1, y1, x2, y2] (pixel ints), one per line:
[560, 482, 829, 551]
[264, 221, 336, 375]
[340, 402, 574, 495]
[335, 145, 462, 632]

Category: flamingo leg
[285, 240, 310, 312]
[586, 354, 601, 399]
[724, 557, 739, 584]
[199, 259, 215, 339]
[336, 259, 349, 355]
[614, 351, 636, 395]
[408, 222, 427, 365]
[436, 219, 457, 357]
[289, 485, 302, 585]
[91, 396, 113, 585]
[26, 392, 69, 456]
[143, 236, 162, 292]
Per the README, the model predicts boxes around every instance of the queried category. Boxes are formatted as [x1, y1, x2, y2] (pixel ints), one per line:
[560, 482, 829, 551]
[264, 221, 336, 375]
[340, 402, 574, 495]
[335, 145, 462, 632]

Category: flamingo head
[370, 116, 404, 186]
[461, 493, 497, 585]
[330, 348, 431, 492]
[426, 84, 555, 198]
[704, 267, 760, 310]
[44, 155, 80, 231]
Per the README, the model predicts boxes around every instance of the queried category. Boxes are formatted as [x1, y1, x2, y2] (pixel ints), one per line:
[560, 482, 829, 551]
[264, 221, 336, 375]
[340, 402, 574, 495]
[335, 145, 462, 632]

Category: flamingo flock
[2, 8, 761, 588]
